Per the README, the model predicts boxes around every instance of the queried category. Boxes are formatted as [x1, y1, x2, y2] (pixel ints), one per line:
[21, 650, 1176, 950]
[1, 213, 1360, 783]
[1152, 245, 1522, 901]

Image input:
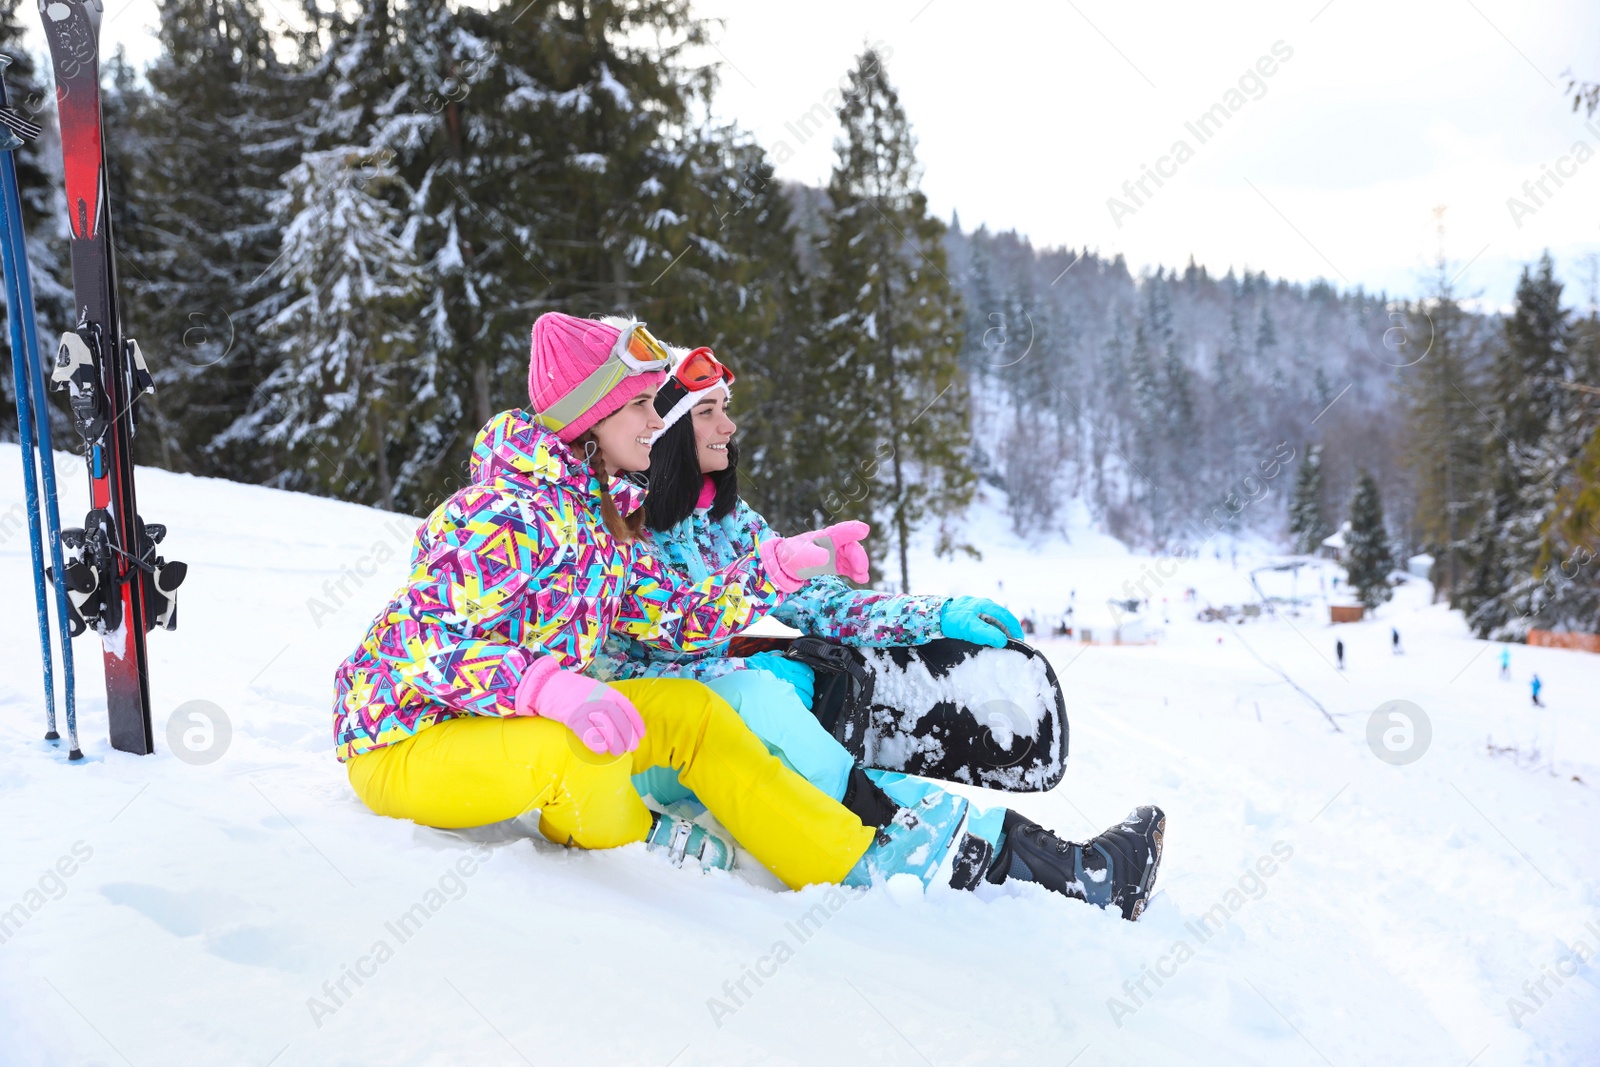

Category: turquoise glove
[939, 596, 1023, 648]
[745, 651, 816, 708]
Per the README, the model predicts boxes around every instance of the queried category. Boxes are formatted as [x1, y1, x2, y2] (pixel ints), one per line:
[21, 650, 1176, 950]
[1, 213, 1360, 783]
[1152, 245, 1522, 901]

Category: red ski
[40, 0, 184, 755]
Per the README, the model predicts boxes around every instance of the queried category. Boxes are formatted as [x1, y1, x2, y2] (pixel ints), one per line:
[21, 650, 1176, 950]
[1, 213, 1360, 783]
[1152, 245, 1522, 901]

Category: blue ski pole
[0, 54, 78, 758]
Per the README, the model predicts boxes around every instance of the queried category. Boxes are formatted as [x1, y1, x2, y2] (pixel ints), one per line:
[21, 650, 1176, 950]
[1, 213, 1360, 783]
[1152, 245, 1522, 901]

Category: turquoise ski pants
[632, 667, 1007, 851]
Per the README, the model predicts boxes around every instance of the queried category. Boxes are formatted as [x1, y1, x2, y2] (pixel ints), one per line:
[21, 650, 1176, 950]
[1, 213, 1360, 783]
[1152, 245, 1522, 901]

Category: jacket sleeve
[386, 485, 569, 717]
[613, 539, 786, 652]
[736, 503, 947, 647]
[373, 615, 541, 720]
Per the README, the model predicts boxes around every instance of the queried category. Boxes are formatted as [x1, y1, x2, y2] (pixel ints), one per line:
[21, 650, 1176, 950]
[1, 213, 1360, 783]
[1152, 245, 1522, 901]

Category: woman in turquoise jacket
[591, 345, 1166, 919]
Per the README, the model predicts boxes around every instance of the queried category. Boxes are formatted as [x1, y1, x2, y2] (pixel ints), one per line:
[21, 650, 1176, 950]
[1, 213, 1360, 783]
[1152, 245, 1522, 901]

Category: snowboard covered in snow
[728, 635, 1068, 792]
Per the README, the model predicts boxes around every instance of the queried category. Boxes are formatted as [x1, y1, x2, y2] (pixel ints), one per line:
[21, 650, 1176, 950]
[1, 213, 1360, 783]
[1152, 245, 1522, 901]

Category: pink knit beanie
[527, 313, 668, 444]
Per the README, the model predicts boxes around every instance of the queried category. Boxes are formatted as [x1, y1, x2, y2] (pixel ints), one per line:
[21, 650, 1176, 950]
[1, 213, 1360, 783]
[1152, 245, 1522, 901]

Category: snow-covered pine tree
[814, 47, 972, 591]
[1456, 445, 1516, 634]
[115, 0, 308, 480]
[359, 0, 503, 506]
[641, 122, 811, 389]
[1089, 329, 1126, 525]
[1006, 294, 1074, 537]
[1398, 277, 1490, 600]
[456, 1, 825, 531]
[1122, 274, 1199, 546]
[1519, 305, 1600, 633]
[1210, 295, 1255, 485]
[288, 0, 813, 514]
[1160, 316, 1200, 535]
[670, 135, 822, 537]
[229, 0, 531, 510]
[959, 230, 1000, 376]
[1040, 297, 1079, 450]
[1536, 413, 1600, 631]
[1255, 301, 1277, 365]
[1288, 442, 1327, 554]
[500, 0, 713, 317]
[1345, 469, 1395, 609]
[1458, 253, 1578, 637]
[970, 235, 1070, 536]
[228, 148, 426, 510]
[1126, 298, 1165, 541]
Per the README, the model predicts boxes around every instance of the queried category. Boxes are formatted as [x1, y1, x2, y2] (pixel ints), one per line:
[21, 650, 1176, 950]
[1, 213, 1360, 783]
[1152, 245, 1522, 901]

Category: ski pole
[0, 73, 56, 742]
[15, 187, 78, 758]
[0, 54, 78, 758]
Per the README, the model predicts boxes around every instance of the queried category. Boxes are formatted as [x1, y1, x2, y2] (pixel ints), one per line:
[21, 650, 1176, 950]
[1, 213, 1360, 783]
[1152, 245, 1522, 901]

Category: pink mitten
[758, 520, 871, 591]
[515, 660, 645, 755]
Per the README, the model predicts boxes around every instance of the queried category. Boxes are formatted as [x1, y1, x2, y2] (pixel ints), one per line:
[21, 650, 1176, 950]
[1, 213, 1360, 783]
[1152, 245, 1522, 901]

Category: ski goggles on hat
[671, 346, 735, 392]
[651, 347, 735, 442]
[533, 321, 672, 433]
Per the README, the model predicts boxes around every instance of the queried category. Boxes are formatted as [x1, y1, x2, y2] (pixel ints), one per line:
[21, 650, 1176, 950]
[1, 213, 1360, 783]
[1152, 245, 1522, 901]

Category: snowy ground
[1, 449, 1598, 1066]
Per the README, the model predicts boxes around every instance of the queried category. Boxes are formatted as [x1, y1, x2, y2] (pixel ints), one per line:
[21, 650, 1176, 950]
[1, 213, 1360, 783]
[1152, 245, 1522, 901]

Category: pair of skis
[1, 0, 184, 759]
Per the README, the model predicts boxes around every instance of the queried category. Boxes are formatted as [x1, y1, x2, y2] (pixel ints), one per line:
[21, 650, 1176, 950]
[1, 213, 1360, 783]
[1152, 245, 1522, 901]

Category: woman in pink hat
[332, 313, 899, 889]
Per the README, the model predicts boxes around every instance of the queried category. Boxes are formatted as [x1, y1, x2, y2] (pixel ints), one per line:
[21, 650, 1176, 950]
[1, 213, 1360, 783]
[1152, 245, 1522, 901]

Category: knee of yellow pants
[609, 677, 873, 889]
[345, 715, 651, 848]
[533, 748, 652, 851]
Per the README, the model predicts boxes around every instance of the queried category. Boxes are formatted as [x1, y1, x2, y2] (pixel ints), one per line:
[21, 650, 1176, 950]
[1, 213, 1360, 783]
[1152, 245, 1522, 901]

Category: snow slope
[1, 448, 1598, 1066]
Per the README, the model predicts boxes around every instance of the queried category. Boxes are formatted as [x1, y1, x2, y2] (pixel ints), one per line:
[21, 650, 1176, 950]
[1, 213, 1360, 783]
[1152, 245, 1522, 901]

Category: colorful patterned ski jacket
[590, 498, 945, 684]
[332, 411, 788, 761]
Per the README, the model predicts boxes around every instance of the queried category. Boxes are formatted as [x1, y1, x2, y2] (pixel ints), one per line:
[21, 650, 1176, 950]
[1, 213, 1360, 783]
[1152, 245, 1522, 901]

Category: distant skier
[1391, 627, 1402, 655]
[1336, 638, 1345, 670]
[1499, 646, 1511, 680]
[1531, 674, 1544, 707]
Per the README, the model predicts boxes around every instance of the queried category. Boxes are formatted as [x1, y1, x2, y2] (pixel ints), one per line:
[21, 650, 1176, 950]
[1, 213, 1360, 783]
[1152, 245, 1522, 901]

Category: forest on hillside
[0, 0, 1596, 638]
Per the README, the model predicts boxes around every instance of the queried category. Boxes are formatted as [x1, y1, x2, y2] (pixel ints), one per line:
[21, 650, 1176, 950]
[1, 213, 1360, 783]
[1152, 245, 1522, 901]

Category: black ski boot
[985, 806, 1165, 920]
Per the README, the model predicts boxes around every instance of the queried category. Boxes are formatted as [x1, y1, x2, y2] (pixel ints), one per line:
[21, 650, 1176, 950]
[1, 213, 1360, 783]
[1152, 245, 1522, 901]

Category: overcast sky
[92, 0, 1600, 311]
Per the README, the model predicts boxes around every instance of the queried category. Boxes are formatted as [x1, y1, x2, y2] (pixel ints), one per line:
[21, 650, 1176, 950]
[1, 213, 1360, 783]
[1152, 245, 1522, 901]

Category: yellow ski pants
[346, 677, 874, 890]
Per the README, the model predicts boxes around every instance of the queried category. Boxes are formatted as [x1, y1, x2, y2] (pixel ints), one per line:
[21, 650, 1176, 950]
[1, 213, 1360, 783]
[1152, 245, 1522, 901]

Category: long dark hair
[642, 414, 740, 532]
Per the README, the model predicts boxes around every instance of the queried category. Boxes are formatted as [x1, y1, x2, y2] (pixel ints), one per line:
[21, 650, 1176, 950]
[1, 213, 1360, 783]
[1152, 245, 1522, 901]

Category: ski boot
[985, 806, 1165, 920]
[844, 789, 969, 889]
[645, 811, 733, 873]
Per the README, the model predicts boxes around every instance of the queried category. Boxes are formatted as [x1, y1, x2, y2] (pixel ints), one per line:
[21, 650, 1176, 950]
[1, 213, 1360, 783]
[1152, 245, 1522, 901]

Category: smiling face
[590, 386, 664, 474]
[690, 391, 736, 473]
